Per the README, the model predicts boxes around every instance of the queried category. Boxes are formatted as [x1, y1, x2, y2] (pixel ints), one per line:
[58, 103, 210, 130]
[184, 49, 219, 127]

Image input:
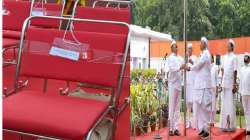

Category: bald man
[220, 39, 237, 132]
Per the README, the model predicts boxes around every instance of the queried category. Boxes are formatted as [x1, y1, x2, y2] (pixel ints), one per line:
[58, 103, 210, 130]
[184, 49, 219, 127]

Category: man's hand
[215, 86, 219, 97]
[232, 84, 237, 94]
[189, 59, 194, 65]
[180, 64, 186, 70]
[185, 65, 191, 71]
[233, 71, 237, 94]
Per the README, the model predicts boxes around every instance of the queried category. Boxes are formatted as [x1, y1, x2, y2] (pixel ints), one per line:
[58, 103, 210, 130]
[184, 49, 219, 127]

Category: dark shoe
[169, 131, 174, 136]
[209, 122, 215, 127]
[246, 131, 250, 135]
[201, 131, 209, 140]
[174, 129, 181, 136]
[198, 130, 205, 136]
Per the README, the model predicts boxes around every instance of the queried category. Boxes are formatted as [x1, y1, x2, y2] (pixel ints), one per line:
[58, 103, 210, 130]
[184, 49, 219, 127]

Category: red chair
[72, 6, 131, 34]
[3, 0, 65, 66]
[3, 0, 30, 44]
[92, 0, 131, 9]
[3, 16, 130, 140]
[30, 0, 65, 29]
[2, 0, 31, 66]
[3, 0, 31, 35]
[3, 0, 65, 40]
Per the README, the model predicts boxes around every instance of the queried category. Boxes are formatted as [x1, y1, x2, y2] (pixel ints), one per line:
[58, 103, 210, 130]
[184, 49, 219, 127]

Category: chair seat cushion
[3, 30, 21, 39]
[3, 90, 109, 140]
[3, 38, 19, 48]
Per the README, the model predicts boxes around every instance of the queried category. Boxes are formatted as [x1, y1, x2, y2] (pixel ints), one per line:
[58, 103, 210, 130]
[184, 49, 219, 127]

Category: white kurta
[220, 52, 237, 130]
[187, 55, 198, 103]
[240, 64, 250, 131]
[186, 55, 197, 128]
[190, 49, 212, 132]
[221, 52, 237, 88]
[168, 53, 183, 131]
[211, 63, 219, 122]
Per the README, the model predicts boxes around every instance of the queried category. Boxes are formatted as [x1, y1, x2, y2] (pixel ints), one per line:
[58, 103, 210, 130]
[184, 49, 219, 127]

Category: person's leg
[192, 90, 199, 129]
[211, 88, 217, 123]
[199, 104, 211, 138]
[186, 85, 193, 128]
[242, 95, 250, 132]
[228, 89, 237, 130]
[194, 90, 203, 132]
[173, 88, 181, 132]
[220, 89, 227, 129]
[186, 102, 192, 128]
[201, 90, 212, 132]
[199, 89, 212, 139]
[197, 103, 203, 132]
[168, 85, 175, 132]
[220, 88, 236, 130]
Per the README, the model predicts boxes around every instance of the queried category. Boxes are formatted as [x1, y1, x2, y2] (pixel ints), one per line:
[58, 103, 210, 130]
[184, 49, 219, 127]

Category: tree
[133, 0, 250, 40]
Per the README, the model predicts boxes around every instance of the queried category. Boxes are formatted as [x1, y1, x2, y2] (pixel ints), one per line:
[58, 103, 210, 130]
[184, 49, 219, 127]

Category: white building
[130, 25, 172, 70]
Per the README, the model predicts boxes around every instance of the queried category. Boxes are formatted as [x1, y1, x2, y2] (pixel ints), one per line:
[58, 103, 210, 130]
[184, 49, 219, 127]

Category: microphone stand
[154, 87, 162, 139]
[154, 56, 167, 139]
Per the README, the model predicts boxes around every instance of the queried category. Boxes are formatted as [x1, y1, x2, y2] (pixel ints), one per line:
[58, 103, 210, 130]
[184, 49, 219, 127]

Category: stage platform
[132, 125, 247, 140]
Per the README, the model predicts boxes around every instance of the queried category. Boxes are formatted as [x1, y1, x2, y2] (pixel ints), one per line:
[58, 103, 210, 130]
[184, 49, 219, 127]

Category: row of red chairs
[3, 0, 132, 140]
[3, 0, 131, 63]
[3, 0, 65, 66]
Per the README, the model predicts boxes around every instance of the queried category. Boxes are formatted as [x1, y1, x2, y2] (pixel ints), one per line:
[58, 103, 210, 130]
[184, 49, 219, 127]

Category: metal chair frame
[3, 15, 130, 140]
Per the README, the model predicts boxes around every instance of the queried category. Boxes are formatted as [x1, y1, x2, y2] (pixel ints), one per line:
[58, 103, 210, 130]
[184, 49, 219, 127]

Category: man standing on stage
[220, 39, 238, 132]
[211, 54, 219, 124]
[168, 40, 184, 136]
[239, 53, 250, 135]
[186, 43, 198, 129]
[186, 37, 212, 139]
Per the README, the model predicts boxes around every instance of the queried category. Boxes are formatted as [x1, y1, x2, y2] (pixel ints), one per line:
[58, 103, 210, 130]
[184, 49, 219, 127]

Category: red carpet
[132, 124, 246, 140]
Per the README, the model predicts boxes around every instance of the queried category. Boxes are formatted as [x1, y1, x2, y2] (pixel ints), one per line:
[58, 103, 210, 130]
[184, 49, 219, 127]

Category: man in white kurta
[168, 40, 184, 136]
[220, 39, 238, 131]
[211, 54, 219, 123]
[239, 53, 250, 135]
[186, 37, 212, 139]
[186, 43, 198, 129]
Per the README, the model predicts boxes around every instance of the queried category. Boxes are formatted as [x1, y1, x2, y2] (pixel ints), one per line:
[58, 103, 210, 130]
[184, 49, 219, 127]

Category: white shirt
[168, 53, 183, 91]
[187, 55, 197, 85]
[191, 49, 212, 90]
[211, 63, 219, 88]
[221, 52, 237, 89]
[239, 64, 250, 96]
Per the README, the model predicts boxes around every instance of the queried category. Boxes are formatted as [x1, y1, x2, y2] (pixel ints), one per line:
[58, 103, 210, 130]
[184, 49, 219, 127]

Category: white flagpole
[183, 0, 187, 136]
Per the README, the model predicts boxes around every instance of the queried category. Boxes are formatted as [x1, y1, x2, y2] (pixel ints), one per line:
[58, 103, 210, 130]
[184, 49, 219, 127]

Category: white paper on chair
[1, 8, 10, 15]
[49, 46, 80, 61]
[31, 8, 46, 16]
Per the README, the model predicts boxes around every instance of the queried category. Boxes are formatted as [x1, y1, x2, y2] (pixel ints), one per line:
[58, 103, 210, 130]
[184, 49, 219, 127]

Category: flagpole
[183, 0, 187, 136]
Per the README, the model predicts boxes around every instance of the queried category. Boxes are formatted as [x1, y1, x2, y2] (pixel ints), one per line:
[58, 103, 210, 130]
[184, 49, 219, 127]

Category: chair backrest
[3, 0, 31, 31]
[19, 24, 128, 88]
[30, 2, 65, 29]
[73, 7, 131, 34]
[92, 0, 131, 9]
